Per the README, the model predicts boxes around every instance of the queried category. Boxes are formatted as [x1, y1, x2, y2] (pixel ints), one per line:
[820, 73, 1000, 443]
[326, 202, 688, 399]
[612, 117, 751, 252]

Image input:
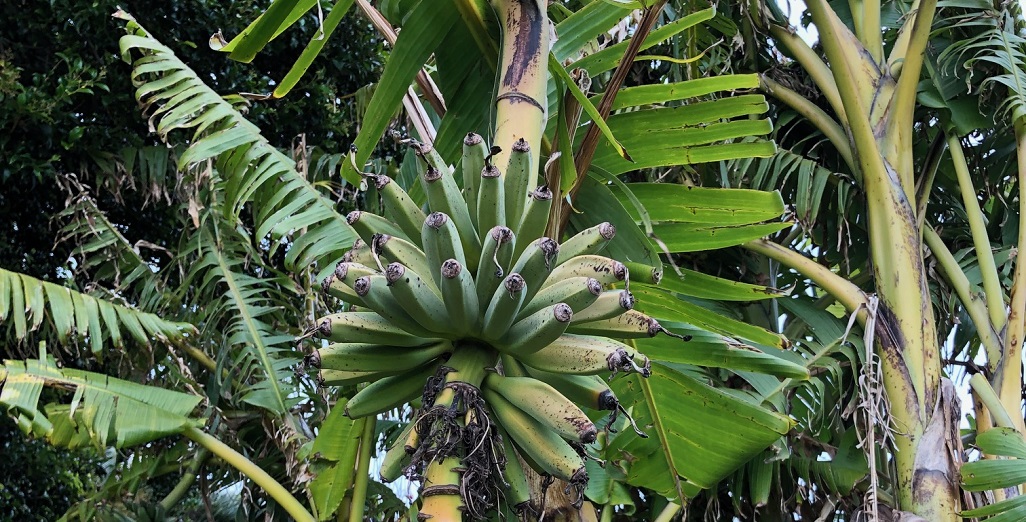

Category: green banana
[500, 353, 531, 378]
[509, 237, 560, 304]
[514, 184, 552, 246]
[497, 303, 573, 355]
[496, 424, 533, 514]
[416, 144, 481, 260]
[318, 368, 395, 387]
[353, 273, 435, 337]
[345, 359, 441, 418]
[556, 222, 616, 265]
[483, 386, 587, 483]
[476, 159, 505, 244]
[371, 233, 433, 286]
[518, 276, 602, 319]
[567, 309, 685, 339]
[484, 373, 597, 443]
[461, 133, 488, 219]
[570, 289, 635, 324]
[347, 210, 408, 245]
[482, 273, 527, 341]
[385, 262, 451, 335]
[379, 421, 416, 482]
[503, 138, 533, 232]
[542, 255, 628, 289]
[422, 212, 466, 288]
[413, 140, 454, 177]
[317, 312, 437, 346]
[322, 262, 378, 304]
[440, 259, 480, 337]
[317, 341, 451, 373]
[343, 238, 379, 267]
[515, 334, 651, 377]
[525, 368, 620, 411]
[475, 226, 516, 306]
[371, 174, 426, 242]
[625, 262, 662, 285]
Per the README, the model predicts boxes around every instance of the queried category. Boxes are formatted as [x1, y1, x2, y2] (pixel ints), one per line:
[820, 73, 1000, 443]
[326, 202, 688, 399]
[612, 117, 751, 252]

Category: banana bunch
[310, 134, 683, 518]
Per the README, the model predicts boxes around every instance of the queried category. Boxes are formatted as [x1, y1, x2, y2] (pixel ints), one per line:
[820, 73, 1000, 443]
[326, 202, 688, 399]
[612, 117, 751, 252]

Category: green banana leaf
[340, 1, 460, 184]
[308, 400, 364, 519]
[1, 345, 202, 448]
[605, 363, 793, 501]
[0, 267, 194, 354]
[658, 265, 790, 301]
[211, 0, 315, 62]
[119, 13, 355, 277]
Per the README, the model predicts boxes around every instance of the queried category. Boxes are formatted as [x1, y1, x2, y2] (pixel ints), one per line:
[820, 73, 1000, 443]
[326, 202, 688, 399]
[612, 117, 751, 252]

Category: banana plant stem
[183, 426, 315, 522]
[885, 0, 938, 168]
[767, 24, 846, 122]
[923, 226, 1003, 365]
[995, 120, 1026, 433]
[742, 239, 868, 321]
[348, 415, 377, 522]
[915, 132, 947, 229]
[759, 75, 854, 171]
[946, 133, 1006, 330]
[653, 501, 682, 522]
[969, 374, 1016, 429]
[159, 448, 209, 511]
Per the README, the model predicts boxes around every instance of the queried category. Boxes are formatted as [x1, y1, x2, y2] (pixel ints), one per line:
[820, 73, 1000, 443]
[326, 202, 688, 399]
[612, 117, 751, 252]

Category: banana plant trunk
[748, 0, 963, 518]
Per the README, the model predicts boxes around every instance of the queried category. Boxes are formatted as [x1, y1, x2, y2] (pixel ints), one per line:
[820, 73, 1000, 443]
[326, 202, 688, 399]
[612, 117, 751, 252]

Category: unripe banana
[318, 368, 395, 387]
[542, 255, 628, 289]
[483, 386, 587, 483]
[415, 144, 481, 261]
[347, 210, 408, 245]
[518, 276, 602, 319]
[625, 262, 662, 285]
[497, 303, 572, 355]
[412, 140, 454, 177]
[509, 237, 559, 304]
[500, 353, 531, 378]
[370, 234, 433, 287]
[515, 334, 651, 377]
[354, 274, 435, 337]
[504, 138, 533, 233]
[322, 262, 378, 305]
[461, 133, 488, 219]
[482, 273, 527, 341]
[343, 238, 378, 267]
[371, 174, 426, 242]
[476, 161, 505, 243]
[514, 184, 552, 246]
[345, 359, 441, 418]
[567, 309, 687, 340]
[422, 212, 465, 288]
[379, 421, 416, 482]
[317, 341, 451, 373]
[317, 312, 436, 346]
[475, 226, 516, 306]
[321, 272, 359, 305]
[496, 424, 532, 514]
[385, 262, 451, 335]
[525, 368, 620, 411]
[556, 222, 616, 265]
[440, 259, 480, 336]
[570, 290, 635, 324]
[484, 373, 597, 443]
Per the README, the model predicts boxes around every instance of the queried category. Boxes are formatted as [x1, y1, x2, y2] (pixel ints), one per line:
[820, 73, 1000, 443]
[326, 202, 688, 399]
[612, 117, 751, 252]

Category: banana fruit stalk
[311, 128, 693, 517]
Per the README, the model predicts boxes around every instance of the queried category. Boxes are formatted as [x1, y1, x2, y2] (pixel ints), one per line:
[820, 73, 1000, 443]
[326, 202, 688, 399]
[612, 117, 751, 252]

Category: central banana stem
[492, 0, 548, 184]
[417, 344, 498, 520]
